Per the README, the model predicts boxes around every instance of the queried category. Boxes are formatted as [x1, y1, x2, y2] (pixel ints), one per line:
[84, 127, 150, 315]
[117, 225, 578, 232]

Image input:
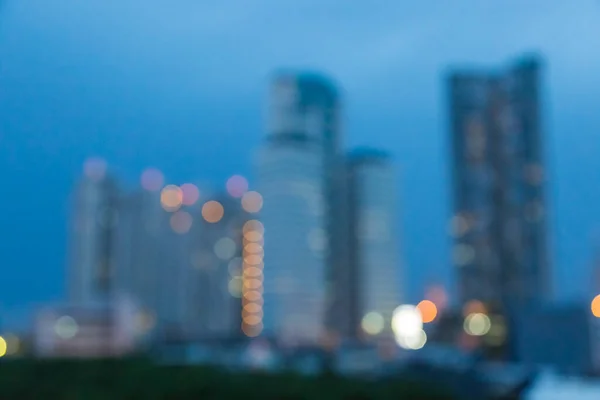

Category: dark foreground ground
[0, 358, 457, 399]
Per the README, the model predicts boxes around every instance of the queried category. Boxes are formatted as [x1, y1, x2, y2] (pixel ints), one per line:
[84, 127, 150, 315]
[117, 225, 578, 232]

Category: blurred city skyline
[1, 0, 600, 329]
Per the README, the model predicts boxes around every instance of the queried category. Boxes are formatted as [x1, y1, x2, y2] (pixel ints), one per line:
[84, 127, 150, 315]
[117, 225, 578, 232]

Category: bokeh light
[228, 277, 243, 298]
[244, 243, 263, 255]
[416, 300, 438, 323]
[591, 294, 600, 317]
[242, 322, 263, 337]
[464, 313, 491, 336]
[140, 168, 164, 192]
[241, 217, 264, 338]
[226, 175, 249, 198]
[241, 191, 263, 213]
[180, 183, 200, 206]
[244, 291, 262, 302]
[426, 285, 448, 311]
[396, 329, 427, 350]
[0, 336, 6, 358]
[391, 305, 423, 338]
[361, 311, 385, 335]
[243, 315, 262, 326]
[228, 257, 243, 277]
[463, 300, 487, 316]
[170, 211, 193, 234]
[55, 316, 79, 339]
[3, 334, 20, 356]
[83, 157, 107, 182]
[202, 201, 224, 223]
[214, 237, 237, 260]
[161, 185, 183, 212]
[243, 220, 264, 241]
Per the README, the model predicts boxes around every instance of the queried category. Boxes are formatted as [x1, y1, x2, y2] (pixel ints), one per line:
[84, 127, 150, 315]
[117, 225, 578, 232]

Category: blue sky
[1, 0, 600, 327]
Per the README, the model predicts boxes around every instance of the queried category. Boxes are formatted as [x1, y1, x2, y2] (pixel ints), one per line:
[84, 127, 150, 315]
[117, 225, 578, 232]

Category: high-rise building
[115, 182, 250, 341]
[347, 148, 402, 340]
[258, 72, 345, 345]
[447, 55, 549, 353]
[187, 193, 250, 339]
[68, 160, 120, 305]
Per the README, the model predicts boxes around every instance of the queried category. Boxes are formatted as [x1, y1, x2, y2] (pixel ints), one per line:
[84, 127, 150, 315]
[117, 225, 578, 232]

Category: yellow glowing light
[361, 312, 385, 335]
[180, 183, 200, 206]
[161, 185, 183, 212]
[592, 295, 600, 318]
[464, 313, 491, 336]
[226, 175, 249, 198]
[202, 201, 224, 223]
[0, 336, 6, 358]
[170, 211, 193, 234]
[417, 300, 438, 324]
[3, 334, 20, 356]
[241, 191, 263, 213]
[140, 168, 164, 191]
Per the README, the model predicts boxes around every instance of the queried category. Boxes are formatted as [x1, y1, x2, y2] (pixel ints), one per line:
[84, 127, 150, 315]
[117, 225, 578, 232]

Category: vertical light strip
[241, 220, 264, 337]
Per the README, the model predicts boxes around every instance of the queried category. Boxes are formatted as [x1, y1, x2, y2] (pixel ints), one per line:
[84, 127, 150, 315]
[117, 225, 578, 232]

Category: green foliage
[0, 358, 456, 399]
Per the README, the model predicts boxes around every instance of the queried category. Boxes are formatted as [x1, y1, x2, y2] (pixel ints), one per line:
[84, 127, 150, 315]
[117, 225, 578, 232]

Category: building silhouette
[447, 54, 550, 357]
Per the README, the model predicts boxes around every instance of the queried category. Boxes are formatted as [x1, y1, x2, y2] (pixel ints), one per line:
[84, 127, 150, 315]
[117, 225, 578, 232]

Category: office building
[347, 148, 402, 340]
[33, 300, 138, 358]
[68, 159, 120, 305]
[447, 55, 550, 348]
[258, 72, 345, 345]
[513, 304, 600, 375]
[187, 192, 250, 339]
[115, 180, 250, 341]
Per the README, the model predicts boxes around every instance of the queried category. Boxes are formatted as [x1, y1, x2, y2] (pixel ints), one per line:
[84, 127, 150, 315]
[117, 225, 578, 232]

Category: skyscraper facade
[114, 186, 249, 341]
[347, 149, 402, 340]
[258, 72, 345, 345]
[68, 170, 120, 305]
[447, 55, 549, 340]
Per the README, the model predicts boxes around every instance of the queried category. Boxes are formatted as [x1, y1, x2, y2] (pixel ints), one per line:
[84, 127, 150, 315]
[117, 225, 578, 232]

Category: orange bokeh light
[242, 322, 263, 337]
[591, 295, 600, 318]
[241, 191, 263, 213]
[202, 201, 224, 223]
[417, 300, 438, 323]
[244, 291, 262, 302]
